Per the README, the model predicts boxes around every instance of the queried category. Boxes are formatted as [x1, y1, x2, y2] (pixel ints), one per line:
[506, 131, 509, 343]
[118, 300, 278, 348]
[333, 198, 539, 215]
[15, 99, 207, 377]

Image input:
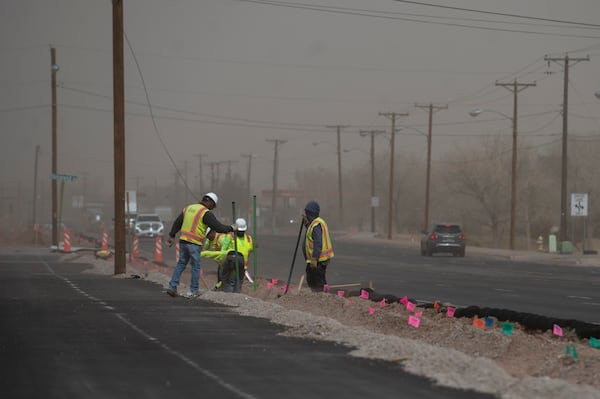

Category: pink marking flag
[369, 307, 375, 315]
[380, 299, 386, 308]
[399, 296, 408, 305]
[271, 279, 278, 285]
[360, 290, 369, 300]
[408, 315, 421, 328]
[337, 290, 345, 297]
[265, 282, 273, 289]
[280, 284, 287, 292]
[447, 306, 456, 317]
[553, 324, 564, 337]
[323, 284, 330, 293]
[414, 311, 423, 317]
[406, 301, 416, 312]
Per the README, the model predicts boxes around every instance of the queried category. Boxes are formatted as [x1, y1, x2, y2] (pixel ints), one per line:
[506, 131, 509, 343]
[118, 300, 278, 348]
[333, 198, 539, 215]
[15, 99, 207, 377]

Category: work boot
[182, 291, 199, 299]
[166, 289, 178, 297]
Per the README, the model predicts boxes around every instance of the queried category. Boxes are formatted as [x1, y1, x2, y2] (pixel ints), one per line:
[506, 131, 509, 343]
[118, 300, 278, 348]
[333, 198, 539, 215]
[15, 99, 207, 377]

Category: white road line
[567, 296, 592, 300]
[493, 288, 513, 293]
[582, 302, 600, 306]
[41, 258, 257, 399]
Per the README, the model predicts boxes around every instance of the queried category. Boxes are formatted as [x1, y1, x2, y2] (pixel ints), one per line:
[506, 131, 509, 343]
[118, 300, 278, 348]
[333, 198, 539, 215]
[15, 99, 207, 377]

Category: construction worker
[302, 200, 334, 292]
[165, 192, 236, 298]
[216, 217, 254, 293]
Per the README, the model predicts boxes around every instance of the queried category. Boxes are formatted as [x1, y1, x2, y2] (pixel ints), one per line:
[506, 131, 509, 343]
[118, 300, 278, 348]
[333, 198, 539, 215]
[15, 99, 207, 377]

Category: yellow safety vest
[305, 217, 334, 262]
[179, 204, 209, 245]
[222, 233, 254, 268]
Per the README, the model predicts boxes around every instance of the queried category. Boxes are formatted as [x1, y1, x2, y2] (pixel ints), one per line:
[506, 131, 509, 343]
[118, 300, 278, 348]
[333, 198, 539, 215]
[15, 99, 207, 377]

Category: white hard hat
[235, 217, 247, 231]
[204, 192, 218, 206]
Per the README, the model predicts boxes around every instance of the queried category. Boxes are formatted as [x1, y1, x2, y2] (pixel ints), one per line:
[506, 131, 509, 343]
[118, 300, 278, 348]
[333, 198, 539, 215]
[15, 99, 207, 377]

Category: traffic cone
[154, 236, 163, 263]
[132, 235, 139, 260]
[63, 229, 71, 253]
[101, 229, 109, 250]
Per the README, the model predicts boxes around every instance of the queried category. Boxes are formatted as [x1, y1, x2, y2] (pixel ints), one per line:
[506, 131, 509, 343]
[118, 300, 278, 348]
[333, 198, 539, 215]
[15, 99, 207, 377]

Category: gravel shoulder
[71, 252, 600, 399]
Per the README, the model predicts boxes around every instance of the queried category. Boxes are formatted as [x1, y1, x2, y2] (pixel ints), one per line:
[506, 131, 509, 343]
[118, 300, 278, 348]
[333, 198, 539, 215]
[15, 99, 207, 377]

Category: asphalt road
[0, 247, 494, 399]
[140, 232, 600, 324]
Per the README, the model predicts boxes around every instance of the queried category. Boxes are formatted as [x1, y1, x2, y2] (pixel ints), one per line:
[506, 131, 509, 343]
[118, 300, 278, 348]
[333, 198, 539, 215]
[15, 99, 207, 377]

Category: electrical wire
[239, 0, 600, 39]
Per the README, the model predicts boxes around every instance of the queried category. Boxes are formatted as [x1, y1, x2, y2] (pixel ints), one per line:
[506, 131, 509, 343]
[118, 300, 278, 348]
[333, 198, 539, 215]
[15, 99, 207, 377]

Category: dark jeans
[219, 251, 244, 293]
[305, 260, 329, 291]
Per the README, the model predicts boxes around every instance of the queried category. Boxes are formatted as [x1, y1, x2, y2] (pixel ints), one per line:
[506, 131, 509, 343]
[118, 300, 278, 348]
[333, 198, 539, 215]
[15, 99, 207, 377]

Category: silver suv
[134, 214, 164, 238]
[420, 223, 466, 257]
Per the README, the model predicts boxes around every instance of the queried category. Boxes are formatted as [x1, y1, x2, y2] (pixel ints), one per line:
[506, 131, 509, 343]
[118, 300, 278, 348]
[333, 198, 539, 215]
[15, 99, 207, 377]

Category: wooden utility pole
[544, 54, 589, 247]
[359, 130, 385, 234]
[494, 80, 535, 250]
[266, 139, 286, 233]
[326, 125, 349, 225]
[195, 154, 204, 194]
[32, 145, 40, 244]
[379, 112, 408, 240]
[414, 103, 447, 232]
[112, 0, 126, 274]
[242, 154, 254, 216]
[50, 47, 58, 248]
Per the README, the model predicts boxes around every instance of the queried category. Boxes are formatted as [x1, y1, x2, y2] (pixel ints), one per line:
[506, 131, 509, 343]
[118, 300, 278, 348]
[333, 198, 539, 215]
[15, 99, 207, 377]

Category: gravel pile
[77, 254, 600, 399]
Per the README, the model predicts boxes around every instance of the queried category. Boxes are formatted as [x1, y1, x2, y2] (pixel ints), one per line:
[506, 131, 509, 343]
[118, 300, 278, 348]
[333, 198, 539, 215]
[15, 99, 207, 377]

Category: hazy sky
[1, 0, 599, 207]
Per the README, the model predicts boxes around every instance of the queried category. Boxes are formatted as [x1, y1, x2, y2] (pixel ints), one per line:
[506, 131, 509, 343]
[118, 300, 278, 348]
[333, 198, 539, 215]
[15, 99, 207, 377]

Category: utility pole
[359, 130, 385, 234]
[209, 162, 215, 190]
[266, 139, 286, 233]
[242, 153, 254, 216]
[326, 125, 349, 225]
[112, 0, 126, 274]
[414, 103, 447, 232]
[379, 112, 408, 240]
[32, 145, 40, 243]
[544, 54, 589, 248]
[494, 80, 535, 250]
[50, 47, 59, 248]
[195, 154, 204, 194]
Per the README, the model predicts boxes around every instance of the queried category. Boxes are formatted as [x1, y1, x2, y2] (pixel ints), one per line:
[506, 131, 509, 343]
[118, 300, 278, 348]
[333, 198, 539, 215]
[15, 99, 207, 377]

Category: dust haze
[1, 0, 599, 247]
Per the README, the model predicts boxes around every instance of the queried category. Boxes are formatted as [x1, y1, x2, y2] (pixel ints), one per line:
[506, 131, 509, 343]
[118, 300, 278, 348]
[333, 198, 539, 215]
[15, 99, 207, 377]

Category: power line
[392, 0, 600, 28]
[240, 0, 600, 39]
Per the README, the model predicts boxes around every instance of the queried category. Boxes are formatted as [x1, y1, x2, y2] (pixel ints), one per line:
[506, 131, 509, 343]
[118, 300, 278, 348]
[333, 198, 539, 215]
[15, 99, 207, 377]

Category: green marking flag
[590, 337, 600, 349]
[502, 322, 513, 336]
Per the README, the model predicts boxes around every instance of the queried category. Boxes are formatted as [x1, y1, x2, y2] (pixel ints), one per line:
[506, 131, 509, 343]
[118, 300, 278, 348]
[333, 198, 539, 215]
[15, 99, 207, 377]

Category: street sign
[571, 193, 588, 217]
[371, 196, 380, 207]
[50, 173, 78, 182]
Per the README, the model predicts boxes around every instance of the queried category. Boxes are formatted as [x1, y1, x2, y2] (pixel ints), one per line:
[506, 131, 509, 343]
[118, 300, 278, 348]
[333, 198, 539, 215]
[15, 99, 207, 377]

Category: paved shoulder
[0, 250, 495, 399]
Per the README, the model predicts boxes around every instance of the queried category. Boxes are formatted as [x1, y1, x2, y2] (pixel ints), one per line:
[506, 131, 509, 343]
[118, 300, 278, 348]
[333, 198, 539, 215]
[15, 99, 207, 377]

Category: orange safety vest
[179, 204, 209, 245]
[305, 217, 334, 262]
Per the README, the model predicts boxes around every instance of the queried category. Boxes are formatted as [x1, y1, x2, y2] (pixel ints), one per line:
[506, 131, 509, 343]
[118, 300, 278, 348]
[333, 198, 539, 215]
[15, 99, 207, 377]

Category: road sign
[571, 193, 588, 217]
[50, 173, 78, 182]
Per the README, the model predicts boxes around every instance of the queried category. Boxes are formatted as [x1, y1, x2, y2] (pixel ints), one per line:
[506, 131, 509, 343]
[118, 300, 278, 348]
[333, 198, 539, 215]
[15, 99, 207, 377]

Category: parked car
[134, 214, 165, 238]
[420, 223, 466, 257]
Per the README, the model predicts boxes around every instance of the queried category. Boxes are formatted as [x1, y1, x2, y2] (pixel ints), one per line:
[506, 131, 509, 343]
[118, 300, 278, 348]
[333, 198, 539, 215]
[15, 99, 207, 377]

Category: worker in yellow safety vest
[165, 192, 236, 298]
[302, 200, 334, 291]
[203, 217, 254, 293]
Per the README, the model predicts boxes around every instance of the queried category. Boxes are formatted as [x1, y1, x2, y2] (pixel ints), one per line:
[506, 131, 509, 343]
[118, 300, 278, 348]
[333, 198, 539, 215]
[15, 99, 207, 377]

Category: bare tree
[444, 138, 510, 247]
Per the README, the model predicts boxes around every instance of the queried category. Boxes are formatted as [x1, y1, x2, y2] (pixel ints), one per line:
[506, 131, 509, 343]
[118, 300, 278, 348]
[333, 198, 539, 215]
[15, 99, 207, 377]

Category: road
[139, 232, 600, 324]
[0, 247, 494, 399]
